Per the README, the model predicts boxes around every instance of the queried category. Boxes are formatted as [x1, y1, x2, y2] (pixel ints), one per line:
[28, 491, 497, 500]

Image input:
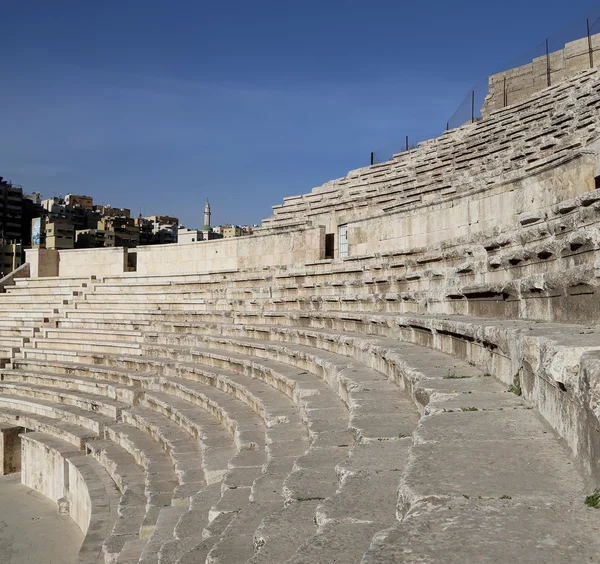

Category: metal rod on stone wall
[471, 90, 475, 123]
[370, 152, 374, 166]
[405, 136, 409, 151]
[503, 76, 507, 107]
[587, 18, 594, 69]
[546, 39, 551, 87]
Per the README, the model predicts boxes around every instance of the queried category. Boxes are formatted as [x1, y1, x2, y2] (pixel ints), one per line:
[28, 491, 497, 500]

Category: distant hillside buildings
[0, 177, 257, 276]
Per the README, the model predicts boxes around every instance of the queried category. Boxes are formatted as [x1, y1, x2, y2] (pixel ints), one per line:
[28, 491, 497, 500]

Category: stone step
[0, 406, 97, 448]
[17, 343, 324, 432]
[362, 391, 600, 562]
[0, 395, 114, 434]
[0, 368, 143, 404]
[139, 505, 189, 564]
[8, 356, 270, 460]
[279, 440, 411, 564]
[121, 406, 205, 504]
[0, 308, 58, 319]
[68, 452, 122, 564]
[0, 380, 124, 418]
[85, 438, 159, 549]
[28, 336, 143, 356]
[14, 276, 94, 288]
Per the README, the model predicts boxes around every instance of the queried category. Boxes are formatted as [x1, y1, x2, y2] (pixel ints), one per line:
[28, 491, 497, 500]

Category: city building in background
[0, 177, 23, 243]
[0, 179, 256, 262]
[75, 229, 115, 248]
[177, 227, 201, 244]
[98, 216, 139, 248]
[65, 194, 93, 211]
[0, 241, 22, 277]
[31, 216, 75, 250]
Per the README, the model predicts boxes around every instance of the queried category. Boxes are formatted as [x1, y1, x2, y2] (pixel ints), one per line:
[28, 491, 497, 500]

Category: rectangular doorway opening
[325, 233, 335, 259]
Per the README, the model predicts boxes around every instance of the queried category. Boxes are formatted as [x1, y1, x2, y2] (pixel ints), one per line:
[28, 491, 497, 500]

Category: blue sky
[1, 0, 599, 227]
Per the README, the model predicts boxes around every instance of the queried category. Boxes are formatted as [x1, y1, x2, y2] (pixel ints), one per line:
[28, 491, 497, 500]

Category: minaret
[204, 199, 211, 227]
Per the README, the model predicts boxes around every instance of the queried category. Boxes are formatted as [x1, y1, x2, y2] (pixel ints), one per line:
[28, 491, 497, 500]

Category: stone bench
[4, 351, 317, 560]
[7, 326, 426, 561]
[263, 69, 600, 227]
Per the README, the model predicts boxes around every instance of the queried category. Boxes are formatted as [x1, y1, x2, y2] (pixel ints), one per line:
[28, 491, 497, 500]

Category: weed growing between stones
[443, 374, 471, 379]
[461, 407, 479, 412]
[585, 489, 600, 508]
[508, 381, 522, 396]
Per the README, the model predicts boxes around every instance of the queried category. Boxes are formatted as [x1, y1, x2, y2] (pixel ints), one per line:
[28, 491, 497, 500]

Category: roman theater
[2, 34, 600, 564]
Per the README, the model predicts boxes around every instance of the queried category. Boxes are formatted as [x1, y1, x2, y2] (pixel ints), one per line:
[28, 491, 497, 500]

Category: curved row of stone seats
[0, 388, 186, 559]
[0, 400, 162, 562]
[53, 184, 600, 326]
[262, 68, 600, 227]
[2, 326, 357, 563]
[28, 299, 600, 561]
[21, 316, 409, 558]
[19, 431, 122, 564]
[5, 273, 600, 560]
[3, 294, 436, 560]
[11, 275, 97, 289]
[0, 295, 309, 564]
[0, 360, 262, 563]
[153, 305, 600, 485]
[48, 289, 600, 481]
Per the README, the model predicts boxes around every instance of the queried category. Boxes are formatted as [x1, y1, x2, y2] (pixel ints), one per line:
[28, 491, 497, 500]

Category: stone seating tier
[0, 268, 600, 564]
[3, 65, 600, 563]
[16, 184, 597, 326]
[261, 68, 600, 228]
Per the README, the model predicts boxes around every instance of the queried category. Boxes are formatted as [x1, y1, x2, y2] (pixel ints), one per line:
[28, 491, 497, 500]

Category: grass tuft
[585, 489, 600, 508]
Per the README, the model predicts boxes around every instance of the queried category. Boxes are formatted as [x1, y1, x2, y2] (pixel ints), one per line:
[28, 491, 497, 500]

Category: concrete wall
[348, 152, 595, 256]
[483, 33, 600, 117]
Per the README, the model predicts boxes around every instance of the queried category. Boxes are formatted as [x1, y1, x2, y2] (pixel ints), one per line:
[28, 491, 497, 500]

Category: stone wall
[482, 33, 600, 117]
[20, 433, 80, 502]
[25, 226, 325, 278]
[26, 249, 60, 278]
[348, 152, 596, 256]
[134, 225, 324, 276]
[67, 457, 92, 533]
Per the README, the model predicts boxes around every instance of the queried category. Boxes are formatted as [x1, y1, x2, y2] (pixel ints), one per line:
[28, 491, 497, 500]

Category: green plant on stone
[443, 374, 471, 380]
[461, 407, 479, 412]
[508, 378, 522, 396]
[585, 489, 600, 508]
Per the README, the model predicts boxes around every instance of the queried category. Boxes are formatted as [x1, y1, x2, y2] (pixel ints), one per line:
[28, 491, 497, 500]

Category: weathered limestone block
[519, 211, 545, 225]
[0, 423, 24, 474]
[20, 432, 82, 502]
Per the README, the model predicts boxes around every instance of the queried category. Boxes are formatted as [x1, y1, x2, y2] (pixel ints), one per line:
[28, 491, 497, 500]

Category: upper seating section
[261, 68, 600, 230]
